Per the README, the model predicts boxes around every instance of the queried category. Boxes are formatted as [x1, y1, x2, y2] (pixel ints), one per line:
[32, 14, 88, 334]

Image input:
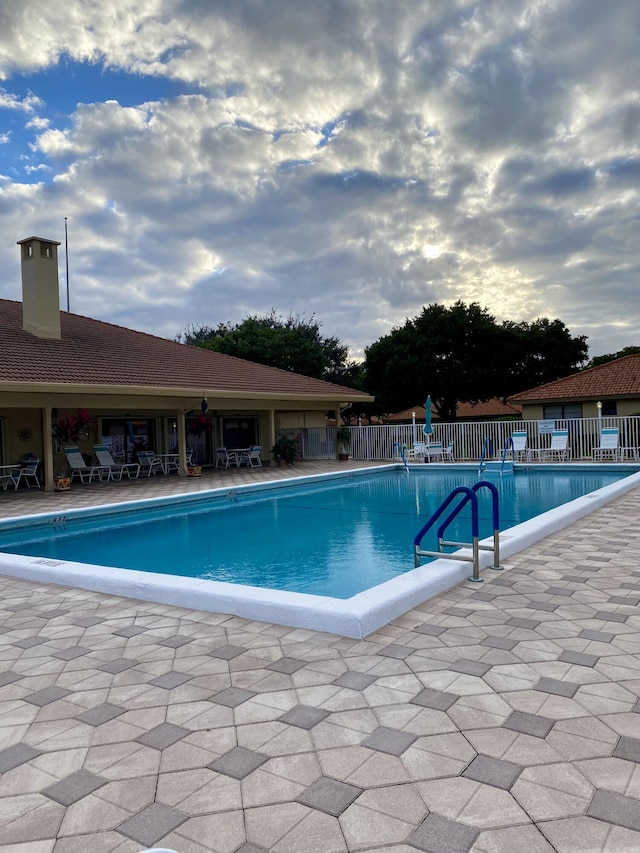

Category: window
[601, 400, 617, 416]
[543, 403, 583, 419]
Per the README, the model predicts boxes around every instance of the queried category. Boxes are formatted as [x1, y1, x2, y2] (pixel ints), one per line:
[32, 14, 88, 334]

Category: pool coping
[1, 462, 639, 638]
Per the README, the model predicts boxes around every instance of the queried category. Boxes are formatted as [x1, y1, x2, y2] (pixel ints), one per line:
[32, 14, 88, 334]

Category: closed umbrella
[423, 395, 433, 439]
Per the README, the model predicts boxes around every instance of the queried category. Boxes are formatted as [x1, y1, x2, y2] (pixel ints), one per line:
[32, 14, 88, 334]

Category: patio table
[0, 464, 20, 490]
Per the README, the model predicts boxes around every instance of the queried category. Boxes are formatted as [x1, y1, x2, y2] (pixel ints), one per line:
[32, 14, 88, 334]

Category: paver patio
[0, 461, 639, 852]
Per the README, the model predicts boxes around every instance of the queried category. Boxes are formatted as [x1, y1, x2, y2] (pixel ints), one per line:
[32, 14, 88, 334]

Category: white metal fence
[282, 416, 640, 462]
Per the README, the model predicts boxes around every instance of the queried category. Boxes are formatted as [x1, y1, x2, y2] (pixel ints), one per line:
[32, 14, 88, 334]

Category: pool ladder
[413, 480, 503, 582]
[478, 437, 514, 476]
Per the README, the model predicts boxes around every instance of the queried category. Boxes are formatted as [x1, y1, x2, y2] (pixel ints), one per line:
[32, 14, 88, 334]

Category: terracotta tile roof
[0, 299, 371, 400]
[509, 354, 640, 403]
[385, 398, 522, 422]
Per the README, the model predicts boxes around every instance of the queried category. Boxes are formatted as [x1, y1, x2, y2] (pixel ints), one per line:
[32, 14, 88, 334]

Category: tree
[586, 346, 640, 369]
[364, 302, 504, 420]
[179, 311, 355, 384]
[364, 302, 589, 420]
[500, 318, 589, 400]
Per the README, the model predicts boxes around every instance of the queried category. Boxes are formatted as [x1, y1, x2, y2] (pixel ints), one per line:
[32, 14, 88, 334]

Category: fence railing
[282, 416, 640, 462]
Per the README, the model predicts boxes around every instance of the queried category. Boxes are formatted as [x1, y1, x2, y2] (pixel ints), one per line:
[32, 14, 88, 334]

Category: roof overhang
[0, 381, 374, 404]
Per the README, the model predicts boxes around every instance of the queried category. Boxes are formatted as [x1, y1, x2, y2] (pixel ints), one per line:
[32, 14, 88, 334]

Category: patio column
[176, 410, 188, 476]
[333, 408, 340, 459]
[41, 406, 55, 491]
[267, 409, 276, 464]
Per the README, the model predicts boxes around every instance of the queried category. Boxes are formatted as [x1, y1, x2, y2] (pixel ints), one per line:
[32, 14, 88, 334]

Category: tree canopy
[178, 301, 591, 421]
[179, 311, 359, 386]
[586, 346, 640, 369]
[363, 302, 588, 420]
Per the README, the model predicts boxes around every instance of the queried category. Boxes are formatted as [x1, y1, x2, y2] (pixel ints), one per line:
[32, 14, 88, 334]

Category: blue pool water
[0, 467, 632, 598]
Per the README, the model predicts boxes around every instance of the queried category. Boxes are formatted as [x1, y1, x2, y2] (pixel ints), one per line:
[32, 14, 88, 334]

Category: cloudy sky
[1, 0, 638, 360]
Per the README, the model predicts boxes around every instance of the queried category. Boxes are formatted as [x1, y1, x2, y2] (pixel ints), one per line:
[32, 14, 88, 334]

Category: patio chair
[63, 446, 110, 483]
[162, 454, 180, 475]
[442, 440, 455, 462]
[408, 442, 426, 462]
[14, 457, 41, 490]
[238, 445, 263, 468]
[93, 444, 140, 480]
[592, 428, 620, 461]
[215, 447, 240, 468]
[509, 431, 529, 461]
[542, 429, 571, 462]
[424, 442, 444, 462]
[137, 450, 164, 476]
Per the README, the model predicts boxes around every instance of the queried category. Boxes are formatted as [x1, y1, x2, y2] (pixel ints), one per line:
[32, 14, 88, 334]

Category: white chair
[15, 457, 41, 489]
[408, 442, 426, 461]
[592, 428, 620, 461]
[509, 431, 529, 461]
[543, 429, 571, 461]
[442, 440, 455, 462]
[424, 442, 444, 462]
[93, 444, 140, 480]
[215, 447, 240, 468]
[137, 450, 163, 476]
[238, 446, 262, 468]
[63, 446, 110, 483]
[162, 454, 180, 475]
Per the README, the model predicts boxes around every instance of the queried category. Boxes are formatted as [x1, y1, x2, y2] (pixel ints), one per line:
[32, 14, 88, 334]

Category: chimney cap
[17, 236, 61, 246]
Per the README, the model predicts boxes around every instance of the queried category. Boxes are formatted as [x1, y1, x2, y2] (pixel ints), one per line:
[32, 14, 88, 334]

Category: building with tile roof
[1, 236, 372, 489]
[509, 354, 640, 420]
[384, 398, 522, 424]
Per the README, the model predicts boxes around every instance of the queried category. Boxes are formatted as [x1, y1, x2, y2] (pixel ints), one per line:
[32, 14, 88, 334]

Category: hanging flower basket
[186, 415, 211, 437]
[52, 408, 96, 447]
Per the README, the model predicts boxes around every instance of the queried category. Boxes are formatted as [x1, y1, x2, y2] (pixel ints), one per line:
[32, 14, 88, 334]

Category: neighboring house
[385, 399, 522, 424]
[0, 236, 372, 489]
[509, 354, 640, 420]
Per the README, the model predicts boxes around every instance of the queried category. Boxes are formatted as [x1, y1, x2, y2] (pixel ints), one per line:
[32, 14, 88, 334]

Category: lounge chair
[542, 429, 571, 461]
[215, 447, 240, 468]
[592, 428, 620, 461]
[509, 431, 529, 461]
[63, 446, 110, 483]
[137, 450, 164, 476]
[93, 444, 140, 480]
[14, 457, 41, 489]
[238, 446, 262, 468]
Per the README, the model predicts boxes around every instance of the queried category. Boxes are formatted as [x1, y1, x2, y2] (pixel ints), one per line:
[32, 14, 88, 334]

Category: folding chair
[137, 451, 164, 476]
[63, 446, 110, 483]
[93, 444, 140, 480]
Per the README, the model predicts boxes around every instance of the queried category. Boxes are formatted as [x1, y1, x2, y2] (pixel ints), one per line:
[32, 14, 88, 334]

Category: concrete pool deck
[1, 461, 640, 851]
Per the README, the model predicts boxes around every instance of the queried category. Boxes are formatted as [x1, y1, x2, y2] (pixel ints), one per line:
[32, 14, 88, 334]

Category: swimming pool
[1, 463, 639, 636]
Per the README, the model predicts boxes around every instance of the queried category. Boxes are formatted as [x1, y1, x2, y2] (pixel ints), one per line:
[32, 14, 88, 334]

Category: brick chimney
[17, 236, 62, 339]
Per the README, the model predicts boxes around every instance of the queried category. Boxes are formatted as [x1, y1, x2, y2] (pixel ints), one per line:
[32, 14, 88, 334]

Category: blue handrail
[413, 480, 503, 581]
[478, 437, 493, 472]
[499, 436, 514, 475]
[393, 443, 410, 474]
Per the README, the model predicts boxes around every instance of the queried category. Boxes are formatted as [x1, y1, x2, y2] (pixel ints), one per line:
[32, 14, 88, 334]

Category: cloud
[0, 89, 42, 112]
[0, 0, 638, 362]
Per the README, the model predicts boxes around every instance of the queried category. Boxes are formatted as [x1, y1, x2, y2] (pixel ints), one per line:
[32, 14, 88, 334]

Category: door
[101, 418, 157, 463]
[222, 417, 258, 450]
